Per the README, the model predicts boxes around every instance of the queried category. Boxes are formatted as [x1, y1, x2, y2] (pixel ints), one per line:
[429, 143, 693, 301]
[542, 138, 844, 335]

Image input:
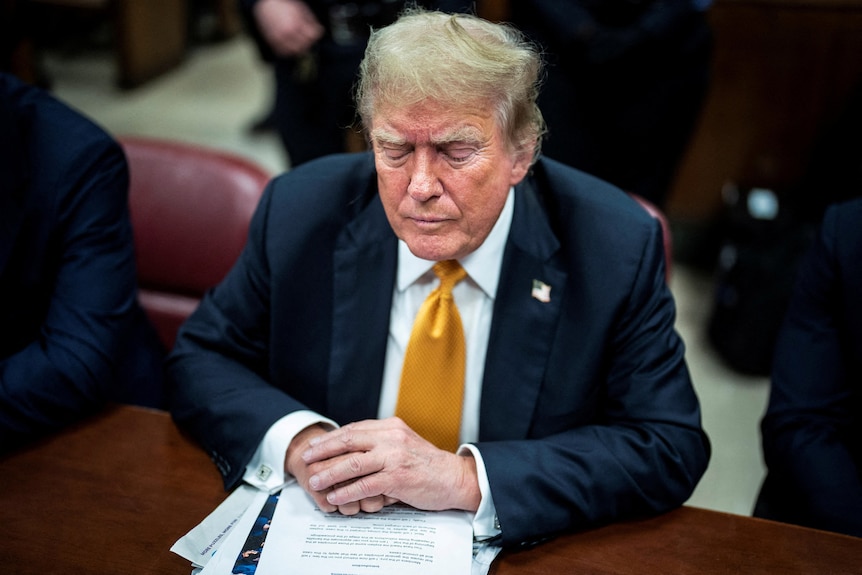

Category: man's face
[370, 98, 532, 261]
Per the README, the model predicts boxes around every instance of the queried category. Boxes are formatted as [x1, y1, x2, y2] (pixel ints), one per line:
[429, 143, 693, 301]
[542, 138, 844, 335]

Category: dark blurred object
[509, 0, 712, 208]
[662, 0, 862, 250]
[188, 0, 244, 43]
[3, 0, 242, 90]
[1, 0, 46, 86]
[707, 184, 814, 376]
[788, 78, 862, 226]
[707, 77, 862, 376]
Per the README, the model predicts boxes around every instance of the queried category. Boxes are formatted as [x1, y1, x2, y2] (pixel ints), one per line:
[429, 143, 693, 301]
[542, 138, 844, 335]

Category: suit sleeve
[477, 216, 710, 547]
[0, 137, 137, 445]
[759, 204, 862, 537]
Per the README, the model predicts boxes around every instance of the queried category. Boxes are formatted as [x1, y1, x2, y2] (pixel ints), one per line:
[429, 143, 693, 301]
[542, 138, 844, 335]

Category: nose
[407, 150, 442, 201]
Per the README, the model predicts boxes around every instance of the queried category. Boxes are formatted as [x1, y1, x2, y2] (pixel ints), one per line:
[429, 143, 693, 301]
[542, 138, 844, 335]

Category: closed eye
[381, 145, 411, 164]
[441, 145, 478, 165]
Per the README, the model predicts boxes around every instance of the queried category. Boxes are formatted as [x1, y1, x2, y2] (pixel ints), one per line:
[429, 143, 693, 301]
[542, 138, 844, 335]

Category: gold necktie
[396, 260, 467, 452]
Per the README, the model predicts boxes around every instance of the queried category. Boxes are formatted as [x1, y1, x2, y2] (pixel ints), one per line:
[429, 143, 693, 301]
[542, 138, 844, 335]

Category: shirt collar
[397, 187, 514, 298]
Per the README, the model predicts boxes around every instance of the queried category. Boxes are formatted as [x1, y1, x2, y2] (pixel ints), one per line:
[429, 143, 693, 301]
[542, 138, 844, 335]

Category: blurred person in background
[754, 198, 862, 538]
[509, 0, 712, 208]
[1, 73, 165, 452]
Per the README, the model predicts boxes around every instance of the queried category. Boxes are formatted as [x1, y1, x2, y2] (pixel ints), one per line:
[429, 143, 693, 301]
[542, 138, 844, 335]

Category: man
[1, 73, 165, 450]
[754, 198, 862, 538]
[168, 8, 709, 547]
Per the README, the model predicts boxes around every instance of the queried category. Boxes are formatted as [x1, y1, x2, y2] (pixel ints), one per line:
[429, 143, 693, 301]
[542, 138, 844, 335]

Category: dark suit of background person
[238, 0, 472, 167]
[0, 73, 165, 451]
[509, 0, 712, 208]
[753, 199, 862, 538]
[168, 150, 710, 546]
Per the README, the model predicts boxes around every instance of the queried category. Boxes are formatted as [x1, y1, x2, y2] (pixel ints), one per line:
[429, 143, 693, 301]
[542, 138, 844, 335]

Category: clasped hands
[286, 417, 481, 516]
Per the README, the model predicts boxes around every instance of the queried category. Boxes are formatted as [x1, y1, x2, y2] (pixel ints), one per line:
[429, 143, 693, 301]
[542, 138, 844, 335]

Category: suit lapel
[327, 194, 398, 425]
[480, 178, 567, 441]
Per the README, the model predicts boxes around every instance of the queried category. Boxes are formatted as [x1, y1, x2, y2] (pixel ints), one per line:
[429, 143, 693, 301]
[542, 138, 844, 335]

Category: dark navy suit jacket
[0, 74, 165, 450]
[168, 152, 709, 546]
[755, 199, 862, 537]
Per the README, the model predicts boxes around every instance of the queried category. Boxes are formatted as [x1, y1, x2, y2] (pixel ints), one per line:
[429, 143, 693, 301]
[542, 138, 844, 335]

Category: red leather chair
[630, 193, 673, 284]
[121, 137, 271, 350]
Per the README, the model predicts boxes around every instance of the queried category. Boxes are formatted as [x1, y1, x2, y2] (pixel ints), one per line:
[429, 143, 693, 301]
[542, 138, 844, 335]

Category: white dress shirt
[243, 188, 514, 540]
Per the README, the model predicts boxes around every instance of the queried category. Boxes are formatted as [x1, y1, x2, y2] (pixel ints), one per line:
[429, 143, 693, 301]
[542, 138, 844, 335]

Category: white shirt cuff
[243, 410, 338, 493]
[459, 444, 501, 541]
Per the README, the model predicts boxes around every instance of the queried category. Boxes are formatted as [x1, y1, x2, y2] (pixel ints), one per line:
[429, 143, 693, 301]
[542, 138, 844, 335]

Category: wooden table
[1, 406, 859, 574]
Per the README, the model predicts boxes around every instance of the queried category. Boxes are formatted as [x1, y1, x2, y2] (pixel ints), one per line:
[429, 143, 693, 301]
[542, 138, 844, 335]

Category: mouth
[408, 215, 449, 226]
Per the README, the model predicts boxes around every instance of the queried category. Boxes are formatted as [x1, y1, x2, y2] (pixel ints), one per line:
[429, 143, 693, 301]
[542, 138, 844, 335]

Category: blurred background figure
[239, 0, 472, 167]
[509, 0, 712, 208]
[753, 198, 862, 538]
[0, 73, 165, 452]
[707, 79, 862, 376]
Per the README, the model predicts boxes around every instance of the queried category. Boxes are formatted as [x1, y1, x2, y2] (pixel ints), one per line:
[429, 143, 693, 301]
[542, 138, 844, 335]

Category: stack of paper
[172, 482, 500, 575]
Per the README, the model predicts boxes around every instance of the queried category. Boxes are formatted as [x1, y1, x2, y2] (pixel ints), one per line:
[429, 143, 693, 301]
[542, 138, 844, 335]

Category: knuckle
[339, 426, 357, 447]
[354, 476, 375, 497]
[322, 465, 336, 482]
[346, 454, 364, 474]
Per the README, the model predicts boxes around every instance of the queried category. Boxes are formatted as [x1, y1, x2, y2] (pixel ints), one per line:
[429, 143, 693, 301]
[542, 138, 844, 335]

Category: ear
[508, 146, 534, 186]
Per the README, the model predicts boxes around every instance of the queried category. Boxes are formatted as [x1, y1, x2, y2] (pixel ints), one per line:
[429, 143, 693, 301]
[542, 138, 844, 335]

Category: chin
[405, 241, 460, 262]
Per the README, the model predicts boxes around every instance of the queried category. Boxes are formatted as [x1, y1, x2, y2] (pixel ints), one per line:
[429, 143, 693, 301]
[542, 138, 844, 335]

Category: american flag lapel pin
[531, 279, 552, 303]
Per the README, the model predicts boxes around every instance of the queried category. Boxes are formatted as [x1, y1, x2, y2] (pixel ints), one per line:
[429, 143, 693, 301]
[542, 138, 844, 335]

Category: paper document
[256, 482, 473, 575]
[173, 481, 499, 575]
[171, 484, 262, 568]
[196, 489, 274, 575]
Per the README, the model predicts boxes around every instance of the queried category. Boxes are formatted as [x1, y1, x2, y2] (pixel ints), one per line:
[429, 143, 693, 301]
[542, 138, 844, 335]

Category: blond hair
[355, 7, 546, 162]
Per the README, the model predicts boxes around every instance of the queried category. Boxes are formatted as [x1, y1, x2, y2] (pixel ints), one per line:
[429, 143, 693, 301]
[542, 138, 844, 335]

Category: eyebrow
[370, 129, 407, 147]
[370, 125, 486, 147]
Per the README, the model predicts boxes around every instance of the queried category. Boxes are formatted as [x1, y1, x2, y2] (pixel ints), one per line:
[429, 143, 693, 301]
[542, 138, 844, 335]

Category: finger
[326, 475, 383, 508]
[358, 495, 386, 513]
[302, 425, 371, 464]
[309, 451, 378, 492]
[336, 500, 361, 516]
[308, 489, 337, 513]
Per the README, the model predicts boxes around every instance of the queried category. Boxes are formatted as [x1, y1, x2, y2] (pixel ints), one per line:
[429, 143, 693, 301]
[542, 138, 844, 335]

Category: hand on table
[287, 417, 481, 515]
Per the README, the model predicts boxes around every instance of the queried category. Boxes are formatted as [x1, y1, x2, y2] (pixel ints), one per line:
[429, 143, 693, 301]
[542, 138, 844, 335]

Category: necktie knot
[432, 260, 466, 295]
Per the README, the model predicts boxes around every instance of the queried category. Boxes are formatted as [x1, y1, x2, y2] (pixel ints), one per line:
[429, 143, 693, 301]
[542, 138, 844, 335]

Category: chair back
[121, 137, 271, 350]
[630, 193, 673, 283]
